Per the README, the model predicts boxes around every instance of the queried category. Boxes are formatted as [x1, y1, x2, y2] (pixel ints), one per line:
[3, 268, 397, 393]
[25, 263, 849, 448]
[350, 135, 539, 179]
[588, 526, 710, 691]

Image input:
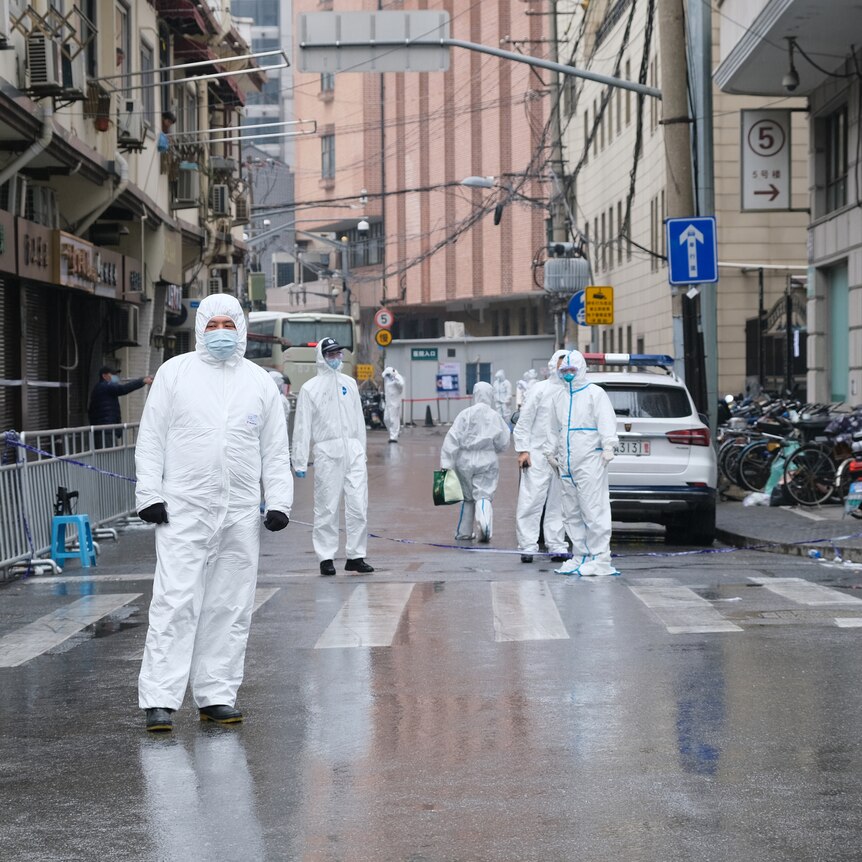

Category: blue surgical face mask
[562, 371, 575, 383]
[110, 374, 120, 384]
[203, 328, 239, 361]
[325, 356, 343, 371]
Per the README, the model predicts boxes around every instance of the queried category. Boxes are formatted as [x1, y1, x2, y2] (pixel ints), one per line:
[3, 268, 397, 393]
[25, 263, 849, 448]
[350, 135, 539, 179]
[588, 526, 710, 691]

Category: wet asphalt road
[3, 429, 862, 861]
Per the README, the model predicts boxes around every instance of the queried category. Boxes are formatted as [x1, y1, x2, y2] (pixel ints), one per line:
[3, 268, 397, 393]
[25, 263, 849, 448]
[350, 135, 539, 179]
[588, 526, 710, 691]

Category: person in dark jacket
[88, 365, 152, 447]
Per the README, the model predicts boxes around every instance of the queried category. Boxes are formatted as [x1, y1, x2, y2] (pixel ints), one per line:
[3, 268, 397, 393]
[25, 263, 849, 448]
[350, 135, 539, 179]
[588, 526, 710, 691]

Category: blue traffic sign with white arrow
[665, 216, 718, 286]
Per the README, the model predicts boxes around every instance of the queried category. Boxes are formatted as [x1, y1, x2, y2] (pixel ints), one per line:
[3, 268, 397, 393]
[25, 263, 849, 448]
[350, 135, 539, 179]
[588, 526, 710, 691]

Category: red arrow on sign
[754, 184, 780, 201]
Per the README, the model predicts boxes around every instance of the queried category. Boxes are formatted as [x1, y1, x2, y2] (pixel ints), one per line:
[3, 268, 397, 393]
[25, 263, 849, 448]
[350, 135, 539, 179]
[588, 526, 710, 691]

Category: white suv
[586, 354, 717, 545]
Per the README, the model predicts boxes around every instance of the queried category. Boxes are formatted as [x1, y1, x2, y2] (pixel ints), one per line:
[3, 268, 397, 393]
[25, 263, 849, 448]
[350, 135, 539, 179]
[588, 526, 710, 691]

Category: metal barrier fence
[0, 424, 138, 580]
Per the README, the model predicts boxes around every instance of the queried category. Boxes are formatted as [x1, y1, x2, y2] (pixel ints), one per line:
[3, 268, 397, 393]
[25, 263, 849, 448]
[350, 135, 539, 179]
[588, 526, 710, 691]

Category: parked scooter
[359, 382, 384, 429]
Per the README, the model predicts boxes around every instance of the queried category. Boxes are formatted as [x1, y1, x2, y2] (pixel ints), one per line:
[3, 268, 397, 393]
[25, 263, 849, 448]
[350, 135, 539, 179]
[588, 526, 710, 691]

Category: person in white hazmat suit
[514, 350, 571, 564]
[516, 368, 538, 409]
[382, 366, 405, 443]
[135, 294, 294, 733]
[269, 370, 291, 427]
[492, 369, 513, 423]
[547, 349, 619, 576]
[440, 381, 510, 542]
[292, 337, 374, 576]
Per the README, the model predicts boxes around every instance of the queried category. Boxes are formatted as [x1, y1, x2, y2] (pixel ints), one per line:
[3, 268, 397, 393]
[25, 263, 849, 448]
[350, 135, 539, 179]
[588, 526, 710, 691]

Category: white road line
[120, 587, 282, 662]
[252, 587, 280, 614]
[781, 506, 826, 522]
[25, 573, 155, 584]
[0, 594, 142, 668]
[314, 583, 414, 649]
[629, 579, 742, 634]
[749, 577, 862, 606]
[491, 581, 569, 642]
[834, 618, 862, 628]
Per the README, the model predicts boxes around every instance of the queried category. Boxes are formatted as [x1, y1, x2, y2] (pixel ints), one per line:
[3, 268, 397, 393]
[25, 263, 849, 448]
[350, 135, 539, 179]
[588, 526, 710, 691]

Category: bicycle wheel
[719, 438, 748, 486]
[737, 440, 773, 492]
[834, 457, 855, 501]
[784, 445, 836, 506]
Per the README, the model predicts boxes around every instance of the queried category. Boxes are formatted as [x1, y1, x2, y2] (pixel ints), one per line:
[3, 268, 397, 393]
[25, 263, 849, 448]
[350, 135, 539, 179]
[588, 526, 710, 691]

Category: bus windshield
[282, 319, 355, 352]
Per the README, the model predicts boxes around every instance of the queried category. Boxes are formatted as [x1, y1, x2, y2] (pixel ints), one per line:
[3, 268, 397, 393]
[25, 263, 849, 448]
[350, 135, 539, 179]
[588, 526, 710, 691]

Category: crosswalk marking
[629, 579, 742, 634]
[749, 577, 862, 606]
[314, 583, 414, 649]
[491, 581, 569, 642]
[120, 587, 281, 662]
[252, 587, 280, 614]
[0, 594, 142, 668]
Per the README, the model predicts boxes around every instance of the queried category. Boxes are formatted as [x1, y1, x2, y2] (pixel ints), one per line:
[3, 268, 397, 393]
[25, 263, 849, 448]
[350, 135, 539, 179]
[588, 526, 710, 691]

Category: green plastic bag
[433, 469, 464, 506]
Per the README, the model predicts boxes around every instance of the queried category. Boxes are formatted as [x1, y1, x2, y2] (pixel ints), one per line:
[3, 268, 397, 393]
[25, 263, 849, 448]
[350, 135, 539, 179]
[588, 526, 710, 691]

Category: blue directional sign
[665, 216, 718, 286]
[567, 290, 586, 326]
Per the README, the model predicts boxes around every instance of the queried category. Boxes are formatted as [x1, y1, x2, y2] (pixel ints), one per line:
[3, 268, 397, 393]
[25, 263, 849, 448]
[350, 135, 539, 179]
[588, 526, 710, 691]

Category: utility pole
[657, 0, 705, 411]
[548, 0, 570, 350]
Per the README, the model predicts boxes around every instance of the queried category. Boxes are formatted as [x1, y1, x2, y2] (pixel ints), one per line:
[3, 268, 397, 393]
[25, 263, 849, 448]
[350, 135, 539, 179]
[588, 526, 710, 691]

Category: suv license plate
[615, 440, 650, 457]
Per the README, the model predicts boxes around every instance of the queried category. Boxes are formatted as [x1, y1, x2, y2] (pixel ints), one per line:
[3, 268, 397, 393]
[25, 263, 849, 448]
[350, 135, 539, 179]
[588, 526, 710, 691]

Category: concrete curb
[716, 527, 862, 564]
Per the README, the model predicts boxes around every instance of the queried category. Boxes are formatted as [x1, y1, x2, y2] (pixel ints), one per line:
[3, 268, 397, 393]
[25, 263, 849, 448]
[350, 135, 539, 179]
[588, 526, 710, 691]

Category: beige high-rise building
[560, 1, 809, 399]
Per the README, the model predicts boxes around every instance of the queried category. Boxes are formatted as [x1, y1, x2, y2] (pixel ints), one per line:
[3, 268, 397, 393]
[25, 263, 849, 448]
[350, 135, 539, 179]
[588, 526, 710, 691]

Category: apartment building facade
[291, 0, 556, 359]
[715, 0, 862, 405]
[0, 0, 260, 432]
[561, 0, 809, 398]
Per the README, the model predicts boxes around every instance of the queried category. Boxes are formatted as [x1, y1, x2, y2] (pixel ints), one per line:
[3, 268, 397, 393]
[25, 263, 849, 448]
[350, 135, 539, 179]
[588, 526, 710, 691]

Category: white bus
[245, 311, 357, 393]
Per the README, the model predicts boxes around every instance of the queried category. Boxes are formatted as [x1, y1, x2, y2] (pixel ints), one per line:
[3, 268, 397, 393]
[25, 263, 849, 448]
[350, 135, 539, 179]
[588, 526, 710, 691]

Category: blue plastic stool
[50, 515, 97, 568]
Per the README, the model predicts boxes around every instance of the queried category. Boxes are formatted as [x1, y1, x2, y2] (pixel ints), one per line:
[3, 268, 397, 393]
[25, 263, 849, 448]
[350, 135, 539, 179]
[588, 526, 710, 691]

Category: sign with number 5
[740, 109, 792, 212]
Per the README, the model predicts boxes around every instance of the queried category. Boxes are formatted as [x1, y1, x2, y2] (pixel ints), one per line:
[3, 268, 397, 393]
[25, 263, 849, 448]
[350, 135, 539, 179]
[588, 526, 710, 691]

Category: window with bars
[321, 133, 335, 179]
[824, 105, 848, 213]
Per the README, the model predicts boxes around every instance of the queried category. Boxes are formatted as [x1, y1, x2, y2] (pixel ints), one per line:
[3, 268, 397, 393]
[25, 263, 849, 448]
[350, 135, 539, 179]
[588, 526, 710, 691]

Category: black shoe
[345, 558, 375, 574]
[388, 439, 397, 444]
[199, 704, 243, 725]
[145, 707, 174, 733]
[550, 555, 570, 563]
[520, 554, 534, 563]
[319, 559, 336, 576]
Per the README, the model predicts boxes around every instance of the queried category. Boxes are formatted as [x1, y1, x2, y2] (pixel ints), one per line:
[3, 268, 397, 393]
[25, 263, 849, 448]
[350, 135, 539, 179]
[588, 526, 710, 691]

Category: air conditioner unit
[444, 321, 466, 339]
[27, 32, 63, 94]
[234, 193, 250, 224]
[60, 47, 87, 101]
[174, 166, 200, 207]
[117, 98, 145, 149]
[111, 304, 140, 347]
[165, 298, 197, 332]
[210, 183, 229, 216]
[208, 276, 222, 295]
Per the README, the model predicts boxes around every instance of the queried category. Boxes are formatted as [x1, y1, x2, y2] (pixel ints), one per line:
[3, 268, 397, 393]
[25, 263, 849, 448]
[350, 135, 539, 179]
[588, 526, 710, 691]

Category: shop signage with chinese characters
[124, 256, 144, 303]
[94, 247, 122, 299]
[56, 232, 99, 292]
[16, 218, 54, 283]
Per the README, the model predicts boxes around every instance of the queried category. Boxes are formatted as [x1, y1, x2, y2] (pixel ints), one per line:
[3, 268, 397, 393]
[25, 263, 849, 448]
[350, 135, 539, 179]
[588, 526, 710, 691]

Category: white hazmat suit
[492, 369, 513, 423]
[292, 343, 369, 562]
[136, 294, 294, 710]
[382, 366, 405, 442]
[547, 350, 619, 576]
[516, 368, 538, 409]
[269, 370, 291, 427]
[513, 350, 569, 557]
[441, 381, 510, 542]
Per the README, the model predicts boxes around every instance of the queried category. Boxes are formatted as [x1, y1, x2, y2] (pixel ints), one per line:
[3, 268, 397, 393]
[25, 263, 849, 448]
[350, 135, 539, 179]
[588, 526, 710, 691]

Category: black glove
[139, 502, 168, 525]
[264, 510, 289, 532]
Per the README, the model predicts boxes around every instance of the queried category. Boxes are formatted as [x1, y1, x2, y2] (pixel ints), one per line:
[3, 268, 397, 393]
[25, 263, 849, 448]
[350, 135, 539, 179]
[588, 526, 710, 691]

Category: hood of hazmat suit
[135, 293, 294, 710]
[269, 370, 291, 425]
[492, 369, 512, 405]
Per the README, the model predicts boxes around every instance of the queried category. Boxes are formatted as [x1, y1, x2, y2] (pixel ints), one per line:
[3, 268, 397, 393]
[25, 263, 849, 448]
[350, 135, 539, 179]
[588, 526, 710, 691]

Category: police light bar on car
[583, 353, 675, 367]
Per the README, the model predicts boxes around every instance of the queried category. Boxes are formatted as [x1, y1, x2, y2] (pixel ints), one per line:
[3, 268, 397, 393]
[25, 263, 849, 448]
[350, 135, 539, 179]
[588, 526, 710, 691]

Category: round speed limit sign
[375, 329, 393, 347]
[374, 307, 394, 329]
